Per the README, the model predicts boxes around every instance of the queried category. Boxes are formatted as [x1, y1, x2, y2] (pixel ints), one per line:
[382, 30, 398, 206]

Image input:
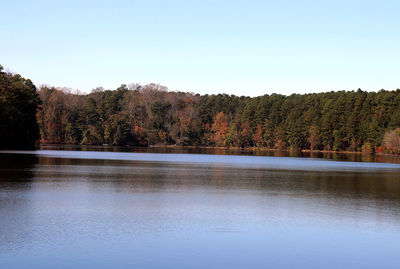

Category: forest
[0, 65, 41, 149]
[1, 65, 400, 153]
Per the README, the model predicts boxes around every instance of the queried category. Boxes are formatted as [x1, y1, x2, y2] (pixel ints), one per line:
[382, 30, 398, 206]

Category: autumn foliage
[3, 64, 400, 153]
[211, 112, 229, 146]
[383, 128, 400, 154]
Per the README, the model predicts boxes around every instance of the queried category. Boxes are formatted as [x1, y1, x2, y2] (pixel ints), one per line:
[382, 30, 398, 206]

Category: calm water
[1, 149, 400, 268]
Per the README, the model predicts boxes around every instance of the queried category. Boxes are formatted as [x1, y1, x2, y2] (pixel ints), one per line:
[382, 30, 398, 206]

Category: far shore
[38, 143, 400, 157]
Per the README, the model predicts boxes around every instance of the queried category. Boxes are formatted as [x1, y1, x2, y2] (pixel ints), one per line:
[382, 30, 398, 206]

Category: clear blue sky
[1, 0, 399, 96]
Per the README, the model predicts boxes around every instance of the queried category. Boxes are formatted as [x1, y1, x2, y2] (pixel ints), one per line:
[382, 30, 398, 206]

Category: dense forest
[1, 66, 400, 153]
[37, 83, 400, 154]
[0, 65, 41, 149]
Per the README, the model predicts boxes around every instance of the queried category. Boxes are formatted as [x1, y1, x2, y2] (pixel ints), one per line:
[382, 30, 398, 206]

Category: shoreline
[38, 143, 400, 157]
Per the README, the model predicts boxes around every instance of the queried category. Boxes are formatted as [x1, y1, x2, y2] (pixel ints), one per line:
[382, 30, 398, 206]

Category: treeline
[1, 65, 400, 153]
[0, 65, 41, 149]
[37, 83, 400, 154]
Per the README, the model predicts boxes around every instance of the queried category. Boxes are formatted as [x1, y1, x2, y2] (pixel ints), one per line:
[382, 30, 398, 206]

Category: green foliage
[4, 64, 400, 153]
[34, 85, 400, 152]
[0, 65, 41, 149]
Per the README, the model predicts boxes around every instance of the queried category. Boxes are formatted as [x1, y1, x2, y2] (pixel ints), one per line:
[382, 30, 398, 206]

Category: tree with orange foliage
[239, 120, 253, 147]
[133, 125, 148, 146]
[253, 124, 264, 147]
[211, 112, 229, 146]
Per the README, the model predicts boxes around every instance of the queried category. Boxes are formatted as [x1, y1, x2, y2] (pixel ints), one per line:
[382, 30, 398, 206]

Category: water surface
[1, 150, 400, 268]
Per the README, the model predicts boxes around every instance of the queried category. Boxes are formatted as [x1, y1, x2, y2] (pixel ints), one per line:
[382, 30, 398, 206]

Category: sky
[1, 0, 400, 96]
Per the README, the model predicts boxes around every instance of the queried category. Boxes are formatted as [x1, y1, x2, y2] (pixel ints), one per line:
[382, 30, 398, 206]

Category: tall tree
[0, 65, 41, 149]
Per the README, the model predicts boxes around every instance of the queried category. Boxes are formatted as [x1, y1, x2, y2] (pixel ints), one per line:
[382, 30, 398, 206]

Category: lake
[1, 148, 400, 268]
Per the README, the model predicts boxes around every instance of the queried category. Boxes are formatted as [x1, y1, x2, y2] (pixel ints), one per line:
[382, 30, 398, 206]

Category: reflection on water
[40, 144, 400, 163]
[0, 150, 400, 269]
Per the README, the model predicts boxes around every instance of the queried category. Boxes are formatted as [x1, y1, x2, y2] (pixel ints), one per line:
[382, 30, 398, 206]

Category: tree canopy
[0, 65, 41, 149]
[36, 84, 400, 153]
[2, 64, 400, 153]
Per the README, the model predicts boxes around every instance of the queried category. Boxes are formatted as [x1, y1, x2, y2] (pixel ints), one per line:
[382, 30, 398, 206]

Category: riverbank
[40, 143, 399, 156]
[149, 144, 399, 157]
[38, 144, 400, 164]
